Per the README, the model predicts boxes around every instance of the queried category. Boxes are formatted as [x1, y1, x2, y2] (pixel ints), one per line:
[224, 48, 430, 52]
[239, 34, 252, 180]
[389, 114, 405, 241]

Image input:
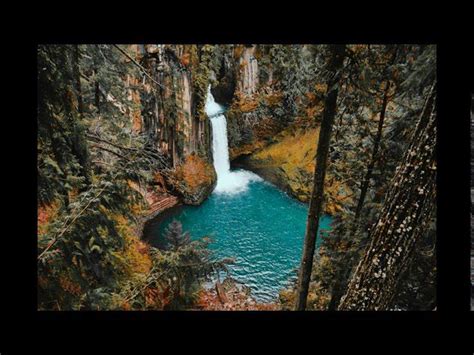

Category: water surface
[144, 87, 332, 302]
[145, 178, 332, 302]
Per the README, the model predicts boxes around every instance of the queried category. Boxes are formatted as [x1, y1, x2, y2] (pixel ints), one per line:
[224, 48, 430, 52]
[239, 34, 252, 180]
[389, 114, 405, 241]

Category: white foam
[205, 86, 262, 195]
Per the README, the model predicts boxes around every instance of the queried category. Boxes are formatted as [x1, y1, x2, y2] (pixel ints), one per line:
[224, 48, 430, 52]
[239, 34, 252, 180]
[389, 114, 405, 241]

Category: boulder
[170, 154, 217, 206]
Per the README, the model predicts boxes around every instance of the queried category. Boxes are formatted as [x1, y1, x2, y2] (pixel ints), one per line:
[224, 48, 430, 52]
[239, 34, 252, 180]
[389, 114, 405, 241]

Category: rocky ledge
[232, 126, 352, 215]
[169, 154, 217, 206]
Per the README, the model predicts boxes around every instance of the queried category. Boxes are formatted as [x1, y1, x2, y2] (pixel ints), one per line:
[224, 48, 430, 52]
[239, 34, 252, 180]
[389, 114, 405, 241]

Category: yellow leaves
[249, 126, 351, 215]
[305, 105, 320, 119]
[264, 91, 283, 107]
[130, 203, 144, 216]
[110, 213, 152, 275]
[253, 128, 319, 173]
[314, 83, 328, 94]
[307, 282, 331, 310]
[174, 154, 214, 190]
[305, 91, 317, 103]
[238, 97, 258, 112]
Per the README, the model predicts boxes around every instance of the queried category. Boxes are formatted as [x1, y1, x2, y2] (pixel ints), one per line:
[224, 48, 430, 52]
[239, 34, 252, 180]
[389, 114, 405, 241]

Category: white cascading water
[205, 86, 261, 194]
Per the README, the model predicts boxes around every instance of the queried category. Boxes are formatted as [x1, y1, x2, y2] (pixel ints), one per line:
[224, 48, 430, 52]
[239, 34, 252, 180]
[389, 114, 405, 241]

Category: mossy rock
[171, 154, 217, 205]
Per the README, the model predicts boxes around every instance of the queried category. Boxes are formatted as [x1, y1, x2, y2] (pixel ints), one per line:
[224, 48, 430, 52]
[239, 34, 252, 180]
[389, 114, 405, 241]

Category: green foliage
[37, 45, 90, 206]
[193, 45, 220, 121]
[38, 169, 142, 309]
[37, 44, 168, 310]
[122, 220, 233, 310]
[38, 43, 437, 311]
[286, 44, 437, 310]
[262, 44, 321, 124]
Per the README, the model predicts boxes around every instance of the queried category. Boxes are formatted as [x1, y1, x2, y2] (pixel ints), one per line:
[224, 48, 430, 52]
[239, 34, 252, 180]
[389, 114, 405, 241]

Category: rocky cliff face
[210, 45, 329, 207]
[129, 44, 216, 205]
[237, 45, 259, 96]
[128, 44, 329, 207]
[232, 125, 352, 215]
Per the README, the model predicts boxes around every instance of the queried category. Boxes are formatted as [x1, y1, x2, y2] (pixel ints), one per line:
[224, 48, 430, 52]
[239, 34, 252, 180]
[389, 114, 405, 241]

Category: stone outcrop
[127, 44, 337, 209]
[128, 45, 217, 206]
[139, 45, 213, 168]
[236, 45, 259, 96]
[210, 49, 236, 105]
[232, 126, 353, 215]
[169, 154, 217, 205]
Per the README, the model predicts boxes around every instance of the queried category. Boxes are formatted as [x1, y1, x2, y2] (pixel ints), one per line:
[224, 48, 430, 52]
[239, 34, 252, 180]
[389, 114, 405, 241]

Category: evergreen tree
[301, 45, 436, 311]
[163, 219, 191, 251]
[127, 221, 233, 310]
[338, 84, 436, 310]
[295, 44, 346, 310]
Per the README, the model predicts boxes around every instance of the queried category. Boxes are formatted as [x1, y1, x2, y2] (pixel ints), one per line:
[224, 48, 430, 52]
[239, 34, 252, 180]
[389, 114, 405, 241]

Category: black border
[3, 20, 473, 349]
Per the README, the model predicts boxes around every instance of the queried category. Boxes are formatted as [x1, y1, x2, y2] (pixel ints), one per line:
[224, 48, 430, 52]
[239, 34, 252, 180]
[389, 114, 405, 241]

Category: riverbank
[198, 277, 280, 310]
[231, 125, 352, 215]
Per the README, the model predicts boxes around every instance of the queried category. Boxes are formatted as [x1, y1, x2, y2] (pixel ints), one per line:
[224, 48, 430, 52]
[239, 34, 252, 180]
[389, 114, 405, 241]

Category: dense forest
[37, 44, 436, 310]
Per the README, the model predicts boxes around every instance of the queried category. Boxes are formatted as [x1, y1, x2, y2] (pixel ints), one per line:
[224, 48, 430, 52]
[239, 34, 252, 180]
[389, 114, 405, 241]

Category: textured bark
[295, 45, 346, 310]
[327, 80, 391, 311]
[338, 85, 436, 310]
[328, 49, 399, 310]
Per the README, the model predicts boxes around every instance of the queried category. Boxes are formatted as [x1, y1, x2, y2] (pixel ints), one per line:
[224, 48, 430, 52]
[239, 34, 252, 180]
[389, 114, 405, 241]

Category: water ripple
[146, 179, 332, 303]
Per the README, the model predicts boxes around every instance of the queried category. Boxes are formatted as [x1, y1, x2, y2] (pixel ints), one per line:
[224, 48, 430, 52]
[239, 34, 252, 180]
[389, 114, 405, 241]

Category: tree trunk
[295, 44, 346, 311]
[338, 84, 436, 310]
[72, 45, 84, 114]
[327, 261, 352, 310]
[354, 80, 391, 221]
[327, 79, 391, 311]
[328, 48, 399, 310]
[94, 76, 101, 114]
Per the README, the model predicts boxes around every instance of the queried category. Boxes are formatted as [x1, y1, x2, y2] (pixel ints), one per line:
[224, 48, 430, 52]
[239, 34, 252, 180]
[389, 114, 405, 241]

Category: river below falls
[143, 87, 332, 302]
[143, 177, 332, 302]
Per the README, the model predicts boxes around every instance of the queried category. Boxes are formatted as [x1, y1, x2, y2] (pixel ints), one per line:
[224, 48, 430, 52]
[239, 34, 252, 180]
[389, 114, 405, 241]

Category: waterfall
[205, 86, 261, 194]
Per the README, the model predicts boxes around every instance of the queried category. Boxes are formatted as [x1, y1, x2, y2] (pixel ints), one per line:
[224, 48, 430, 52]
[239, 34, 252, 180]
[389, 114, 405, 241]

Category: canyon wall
[129, 44, 216, 205]
[210, 45, 351, 213]
[128, 44, 346, 210]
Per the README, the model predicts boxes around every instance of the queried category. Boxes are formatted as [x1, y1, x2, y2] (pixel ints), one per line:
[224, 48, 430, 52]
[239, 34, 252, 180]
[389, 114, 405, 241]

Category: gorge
[144, 87, 332, 302]
[37, 44, 437, 311]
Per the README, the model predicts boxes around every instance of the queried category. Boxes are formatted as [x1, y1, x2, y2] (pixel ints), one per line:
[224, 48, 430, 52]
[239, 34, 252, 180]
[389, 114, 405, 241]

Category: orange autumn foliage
[315, 83, 327, 94]
[58, 275, 82, 296]
[180, 52, 191, 67]
[153, 172, 168, 192]
[238, 97, 258, 112]
[197, 286, 280, 311]
[38, 200, 60, 237]
[264, 91, 283, 107]
[174, 155, 214, 190]
[234, 45, 245, 60]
